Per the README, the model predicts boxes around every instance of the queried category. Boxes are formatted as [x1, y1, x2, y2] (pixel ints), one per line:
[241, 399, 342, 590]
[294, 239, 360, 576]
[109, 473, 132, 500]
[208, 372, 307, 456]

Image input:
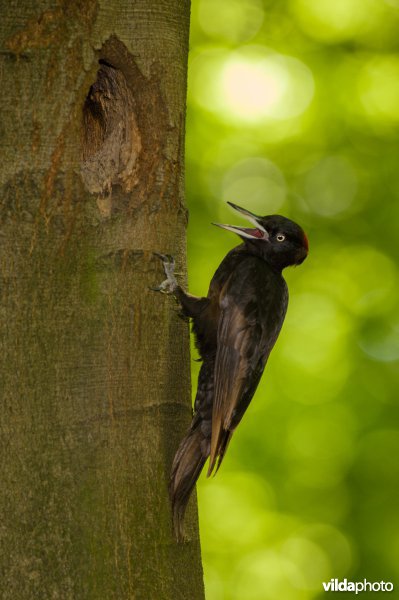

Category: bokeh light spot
[298, 245, 399, 319]
[221, 49, 314, 122]
[189, 47, 314, 124]
[301, 524, 353, 577]
[222, 157, 286, 215]
[287, 409, 354, 462]
[285, 406, 356, 490]
[266, 297, 351, 402]
[304, 156, 358, 217]
[359, 322, 399, 362]
[234, 551, 306, 600]
[291, 0, 382, 42]
[198, 0, 264, 44]
[283, 293, 350, 370]
[281, 536, 331, 590]
[358, 56, 399, 124]
[331, 247, 398, 316]
[356, 429, 399, 484]
[221, 58, 287, 120]
[199, 472, 276, 547]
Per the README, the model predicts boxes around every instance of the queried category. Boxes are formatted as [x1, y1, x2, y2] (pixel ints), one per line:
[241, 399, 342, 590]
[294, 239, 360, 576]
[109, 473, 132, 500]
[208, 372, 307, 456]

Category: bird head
[213, 202, 309, 270]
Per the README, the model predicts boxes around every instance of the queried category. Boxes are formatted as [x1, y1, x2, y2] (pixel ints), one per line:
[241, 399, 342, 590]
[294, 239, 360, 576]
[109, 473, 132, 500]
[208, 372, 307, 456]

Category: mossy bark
[0, 1, 204, 598]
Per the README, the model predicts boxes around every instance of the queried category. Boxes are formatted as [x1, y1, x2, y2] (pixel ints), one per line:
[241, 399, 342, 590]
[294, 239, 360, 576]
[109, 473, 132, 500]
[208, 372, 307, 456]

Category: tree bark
[0, 1, 204, 598]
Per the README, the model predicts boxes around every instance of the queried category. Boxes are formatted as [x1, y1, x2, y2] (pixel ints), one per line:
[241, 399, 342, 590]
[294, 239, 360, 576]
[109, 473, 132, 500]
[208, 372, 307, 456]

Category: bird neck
[242, 241, 284, 274]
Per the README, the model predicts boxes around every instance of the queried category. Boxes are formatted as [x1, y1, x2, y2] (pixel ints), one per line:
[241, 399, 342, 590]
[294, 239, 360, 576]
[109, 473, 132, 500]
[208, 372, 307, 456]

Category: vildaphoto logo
[323, 579, 394, 594]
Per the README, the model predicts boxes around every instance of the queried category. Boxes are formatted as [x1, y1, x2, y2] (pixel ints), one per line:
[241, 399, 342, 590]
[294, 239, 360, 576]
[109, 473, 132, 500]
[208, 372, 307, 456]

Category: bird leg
[151, 253, 209, 318]
[151, 253, 179, 294]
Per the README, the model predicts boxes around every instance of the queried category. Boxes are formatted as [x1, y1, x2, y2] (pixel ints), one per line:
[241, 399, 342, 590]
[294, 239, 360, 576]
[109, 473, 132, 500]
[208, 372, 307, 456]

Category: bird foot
[151, 253, 178, 294]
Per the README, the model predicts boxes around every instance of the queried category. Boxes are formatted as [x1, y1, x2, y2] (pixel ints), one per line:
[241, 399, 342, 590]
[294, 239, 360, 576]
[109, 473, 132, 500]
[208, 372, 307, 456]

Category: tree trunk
[0, 1, 204, 598]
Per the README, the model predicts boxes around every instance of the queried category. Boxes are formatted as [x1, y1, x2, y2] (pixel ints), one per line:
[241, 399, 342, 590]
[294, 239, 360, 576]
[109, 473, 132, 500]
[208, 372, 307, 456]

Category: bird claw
[153, 252, 173, 263]
[152, 252, 178, 295]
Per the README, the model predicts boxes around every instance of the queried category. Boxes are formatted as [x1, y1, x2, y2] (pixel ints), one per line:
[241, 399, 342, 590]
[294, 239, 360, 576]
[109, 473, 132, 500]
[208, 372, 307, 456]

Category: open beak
[212, 202, 269, 241]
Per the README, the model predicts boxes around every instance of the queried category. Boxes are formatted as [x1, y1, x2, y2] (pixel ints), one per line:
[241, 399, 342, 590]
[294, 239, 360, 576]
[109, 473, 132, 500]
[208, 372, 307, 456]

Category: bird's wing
[208, 280, 264, 475]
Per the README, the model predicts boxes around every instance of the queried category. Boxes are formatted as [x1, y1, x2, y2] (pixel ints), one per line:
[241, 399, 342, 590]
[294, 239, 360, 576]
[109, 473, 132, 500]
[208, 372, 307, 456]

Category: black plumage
[154, 202, 308, 540]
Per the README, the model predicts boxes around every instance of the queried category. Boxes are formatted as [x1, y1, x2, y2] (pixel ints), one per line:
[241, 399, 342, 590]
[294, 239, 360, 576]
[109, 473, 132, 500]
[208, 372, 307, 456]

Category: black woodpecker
[153, 202, 309, 540]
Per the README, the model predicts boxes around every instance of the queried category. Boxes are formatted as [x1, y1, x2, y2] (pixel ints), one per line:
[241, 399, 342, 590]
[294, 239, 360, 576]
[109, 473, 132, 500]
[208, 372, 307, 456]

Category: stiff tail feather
[169, 422, 209, 541]
[210, 429, 232, 476]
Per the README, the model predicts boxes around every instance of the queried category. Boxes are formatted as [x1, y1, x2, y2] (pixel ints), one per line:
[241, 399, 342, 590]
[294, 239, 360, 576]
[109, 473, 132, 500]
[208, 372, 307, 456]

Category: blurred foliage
[184, 1, 399, 598]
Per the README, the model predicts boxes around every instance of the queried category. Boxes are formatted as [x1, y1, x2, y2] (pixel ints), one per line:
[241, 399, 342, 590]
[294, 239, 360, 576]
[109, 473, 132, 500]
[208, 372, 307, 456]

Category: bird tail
[169, 420, 209, 541]
[209, 429, 232, 476]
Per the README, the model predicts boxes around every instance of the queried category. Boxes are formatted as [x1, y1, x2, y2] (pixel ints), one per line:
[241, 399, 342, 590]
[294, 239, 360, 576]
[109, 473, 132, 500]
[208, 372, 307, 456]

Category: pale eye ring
[276, 233, 285, 242]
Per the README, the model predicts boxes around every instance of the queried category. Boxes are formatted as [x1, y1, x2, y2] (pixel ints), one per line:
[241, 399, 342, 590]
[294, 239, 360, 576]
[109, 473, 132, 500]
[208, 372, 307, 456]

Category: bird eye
[276, 233, 285, 242]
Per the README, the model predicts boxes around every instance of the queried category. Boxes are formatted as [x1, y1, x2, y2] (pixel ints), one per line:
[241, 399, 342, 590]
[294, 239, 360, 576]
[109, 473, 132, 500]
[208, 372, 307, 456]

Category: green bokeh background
[184, 1, 399, 598]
